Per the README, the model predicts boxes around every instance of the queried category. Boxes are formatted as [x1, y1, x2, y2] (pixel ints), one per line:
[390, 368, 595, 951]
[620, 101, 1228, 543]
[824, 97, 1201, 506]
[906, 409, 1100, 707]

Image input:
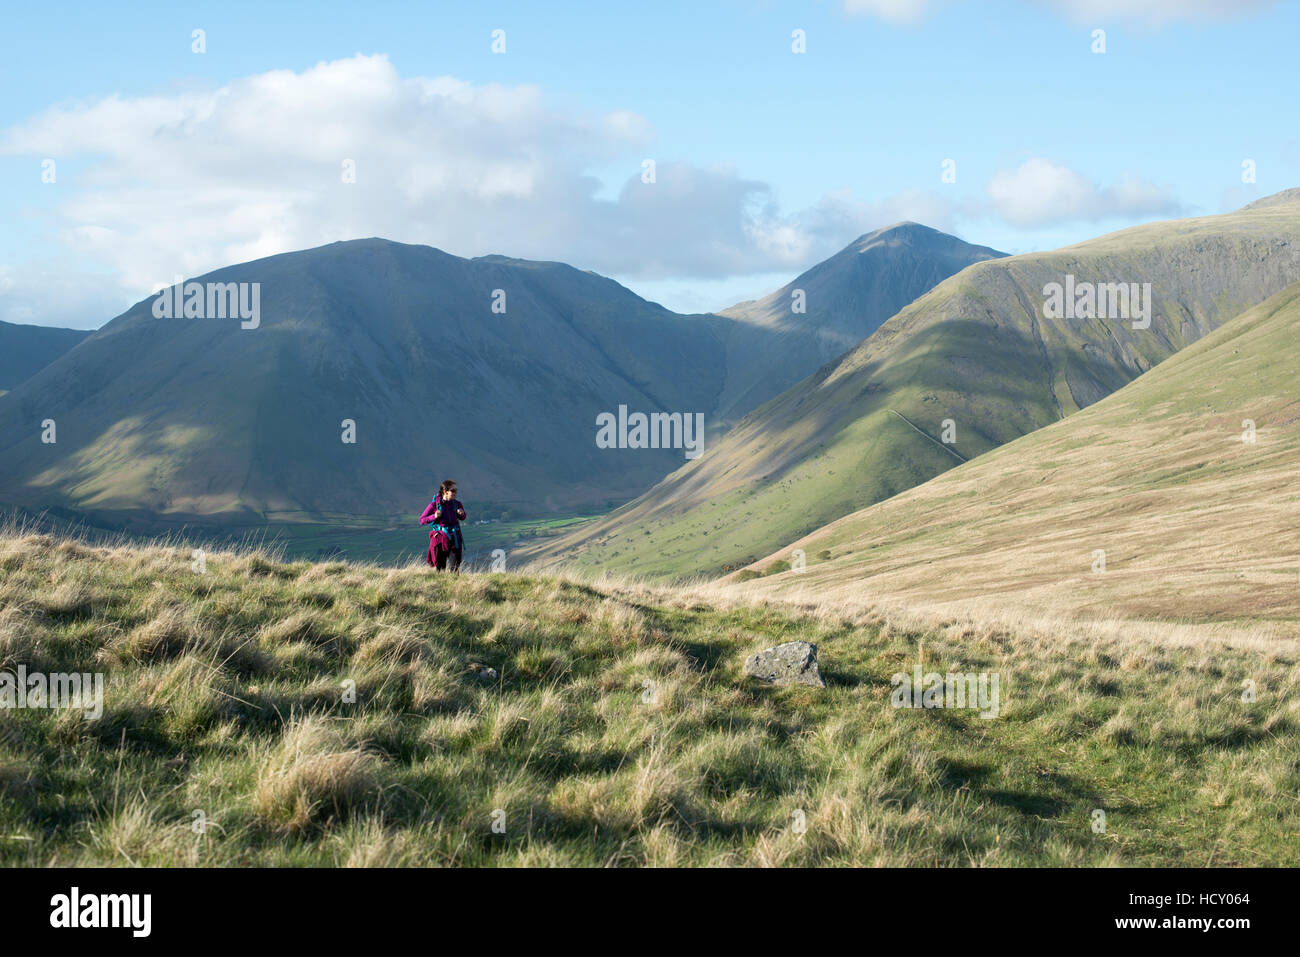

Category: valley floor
[1, 530, 1296, 866]
[1, 506, 603, 569]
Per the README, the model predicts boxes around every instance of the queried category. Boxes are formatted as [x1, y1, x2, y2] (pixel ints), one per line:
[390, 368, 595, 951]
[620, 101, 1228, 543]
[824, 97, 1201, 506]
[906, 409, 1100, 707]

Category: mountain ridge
[0, 320, 91, 392]
[0, 225, 995, 529]
[521, 190, 1300, 580]
[713, 221, 1006, 419]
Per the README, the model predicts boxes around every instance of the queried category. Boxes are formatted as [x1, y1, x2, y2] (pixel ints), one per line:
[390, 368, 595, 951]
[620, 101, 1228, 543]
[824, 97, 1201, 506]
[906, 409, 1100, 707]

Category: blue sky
[1, 0, 1296, 327]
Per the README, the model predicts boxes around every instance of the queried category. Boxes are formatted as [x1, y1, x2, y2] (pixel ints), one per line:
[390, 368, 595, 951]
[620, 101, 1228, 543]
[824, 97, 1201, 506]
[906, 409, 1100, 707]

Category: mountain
[0, 320, 90, 392]
[0, 227, 992, 530]
[713, 223, 1004, 420]
[724, 281, 1300, 631]
[522, 191, 1300, 580]
[0, 240, 728, 523]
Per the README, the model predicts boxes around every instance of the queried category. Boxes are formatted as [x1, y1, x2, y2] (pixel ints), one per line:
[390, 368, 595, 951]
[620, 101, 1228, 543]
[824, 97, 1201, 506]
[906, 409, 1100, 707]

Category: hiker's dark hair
[439, 479, 458, 495]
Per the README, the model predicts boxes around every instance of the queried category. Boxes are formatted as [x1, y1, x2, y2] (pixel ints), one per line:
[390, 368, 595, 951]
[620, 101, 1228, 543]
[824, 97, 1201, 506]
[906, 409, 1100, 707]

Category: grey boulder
[743, 641, 825, 688]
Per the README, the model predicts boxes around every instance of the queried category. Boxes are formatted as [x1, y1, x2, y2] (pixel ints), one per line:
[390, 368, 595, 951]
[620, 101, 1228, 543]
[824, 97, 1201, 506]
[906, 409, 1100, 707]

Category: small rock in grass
[743, 641, 824, 688]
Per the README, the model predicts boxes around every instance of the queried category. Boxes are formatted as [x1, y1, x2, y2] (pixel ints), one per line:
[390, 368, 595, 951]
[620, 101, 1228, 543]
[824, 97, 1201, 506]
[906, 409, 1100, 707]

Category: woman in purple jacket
[419, 479, 467, 571]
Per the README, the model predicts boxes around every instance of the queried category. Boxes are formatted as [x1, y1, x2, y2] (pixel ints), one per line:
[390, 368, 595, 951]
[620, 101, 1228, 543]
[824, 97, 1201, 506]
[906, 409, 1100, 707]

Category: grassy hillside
[0, 530, 1296, 866]
[725, 282, 1300, 630]
[524, 192, 1300, 580]
[715, 223, 1004, 419]
[0, 320, 89, 391]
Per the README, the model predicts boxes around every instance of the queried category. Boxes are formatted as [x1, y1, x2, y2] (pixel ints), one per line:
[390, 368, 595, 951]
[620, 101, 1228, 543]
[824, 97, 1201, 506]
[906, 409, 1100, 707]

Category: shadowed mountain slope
[0, 240, 729, 522]
[0, 320, 90, 391]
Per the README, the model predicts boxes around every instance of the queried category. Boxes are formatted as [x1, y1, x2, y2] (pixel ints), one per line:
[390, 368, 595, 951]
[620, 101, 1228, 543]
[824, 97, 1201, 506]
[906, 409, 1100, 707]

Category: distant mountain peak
[842, 222, 1004, 260]
[708, 223, 1007, 419]
[851, 221, 932, 244]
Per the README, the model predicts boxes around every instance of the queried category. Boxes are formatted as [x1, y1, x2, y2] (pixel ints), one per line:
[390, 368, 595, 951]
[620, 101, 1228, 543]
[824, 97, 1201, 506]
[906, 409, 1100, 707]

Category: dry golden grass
[253, 717, 383, 834]
[724, 284, 1300, 636]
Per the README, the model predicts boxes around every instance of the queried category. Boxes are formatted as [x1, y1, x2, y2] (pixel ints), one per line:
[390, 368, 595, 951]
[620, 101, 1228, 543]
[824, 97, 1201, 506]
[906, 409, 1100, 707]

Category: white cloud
[0, 54, 843, 321]
[0, 55, 1193, 327]
[985, 159, 1182, 227]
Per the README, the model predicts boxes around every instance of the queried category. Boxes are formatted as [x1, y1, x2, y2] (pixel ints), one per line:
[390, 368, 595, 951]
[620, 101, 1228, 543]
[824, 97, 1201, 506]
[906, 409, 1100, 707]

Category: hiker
[419, 479, 467, 572]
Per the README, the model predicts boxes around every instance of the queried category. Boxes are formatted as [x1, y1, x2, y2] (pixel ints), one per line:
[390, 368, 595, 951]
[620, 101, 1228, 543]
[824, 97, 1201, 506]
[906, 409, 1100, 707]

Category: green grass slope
[1, 531, 1296, 865]
[714, 223, 1005, 420]
[726, 282, 1300, 630]
[523, 192, 1300, 580]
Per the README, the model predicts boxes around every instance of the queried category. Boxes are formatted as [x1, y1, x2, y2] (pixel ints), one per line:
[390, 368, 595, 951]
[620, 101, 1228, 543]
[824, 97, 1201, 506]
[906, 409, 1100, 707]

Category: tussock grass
[0, 526, 1297, 866]
[253, 717, 383, 834]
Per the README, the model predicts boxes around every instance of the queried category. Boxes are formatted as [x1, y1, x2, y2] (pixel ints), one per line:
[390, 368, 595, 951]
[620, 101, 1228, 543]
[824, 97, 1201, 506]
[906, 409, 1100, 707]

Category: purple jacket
[420, 498, 466, 528]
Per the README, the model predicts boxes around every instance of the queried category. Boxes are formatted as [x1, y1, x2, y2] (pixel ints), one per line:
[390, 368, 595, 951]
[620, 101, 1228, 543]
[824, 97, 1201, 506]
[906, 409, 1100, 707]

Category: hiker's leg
[447, 528, 463, 573]
[435, 549, 448, 570]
